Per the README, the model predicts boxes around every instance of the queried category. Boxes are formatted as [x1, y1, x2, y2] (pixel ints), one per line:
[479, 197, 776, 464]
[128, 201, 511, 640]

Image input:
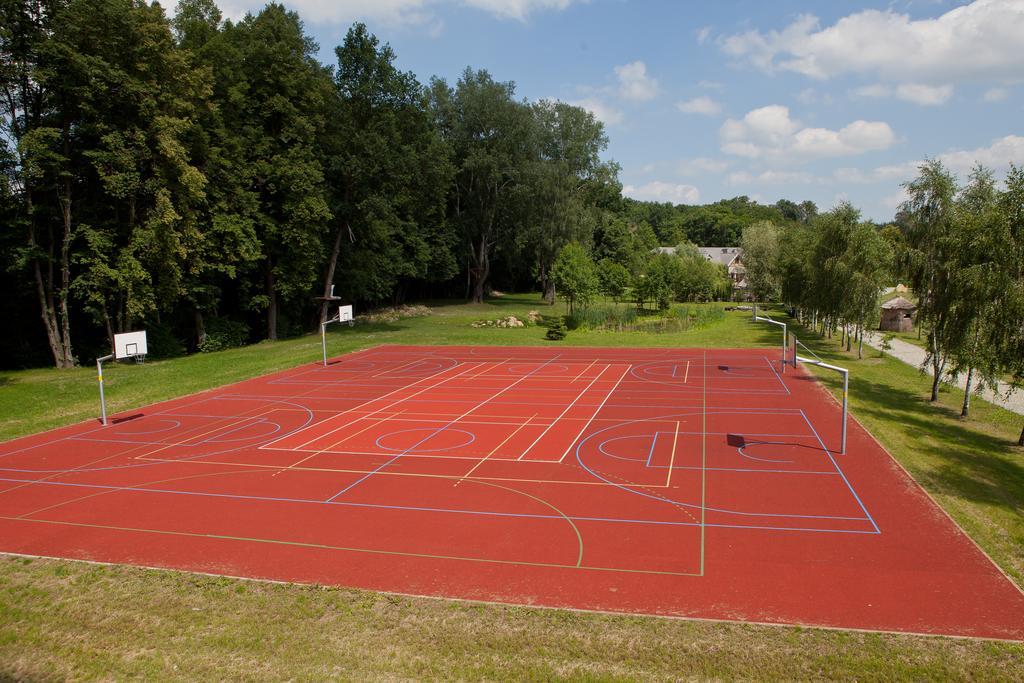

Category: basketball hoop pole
[97, 354, 113, 425]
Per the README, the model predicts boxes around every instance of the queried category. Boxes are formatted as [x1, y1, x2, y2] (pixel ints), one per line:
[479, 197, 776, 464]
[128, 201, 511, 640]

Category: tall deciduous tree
[429, 68, 534, 303]
[1, 0, 75, 367]
[326, 23, 454, 312]
[226, 3, 333, 339]
[901, 160, 960, 401]
[740, 220, 781, 302]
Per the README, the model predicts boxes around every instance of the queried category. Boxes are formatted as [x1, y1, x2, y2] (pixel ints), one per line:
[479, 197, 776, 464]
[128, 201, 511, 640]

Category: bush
[545, 316, 568, 341]
[198, 317, 250, 353]
[145, 322, 186, 359]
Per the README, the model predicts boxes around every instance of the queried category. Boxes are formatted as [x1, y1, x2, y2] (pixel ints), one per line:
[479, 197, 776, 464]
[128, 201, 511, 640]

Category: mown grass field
[2, 294, 1023, 680]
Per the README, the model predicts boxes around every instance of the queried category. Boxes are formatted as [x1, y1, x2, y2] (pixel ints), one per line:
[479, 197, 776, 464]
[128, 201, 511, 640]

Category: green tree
[551, 242, 598, 314]
[326, 23, 455, 312]
[227, 4, 333, 339]
[740, 220, 781, 302]
[429, 68, 535, 303]
[636, 253, 679, 311]
[597, 259, 630, 302]
[1, 0, 74, 366]
[901, 160, 960, 401]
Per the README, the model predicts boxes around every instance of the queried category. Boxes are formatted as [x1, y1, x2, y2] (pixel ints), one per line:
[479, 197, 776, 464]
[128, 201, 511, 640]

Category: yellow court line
[455, 413, 538, 486]
[517, 365, 612, 461]
[486, 413, 538, 459]
[666, 420, 680, 487]
[371, 358, 421, 378]
[0, 515, 700, 577]
[126, 456, 676, 487]
[288, 362, 484, 451]
[554, 364, 632, 463]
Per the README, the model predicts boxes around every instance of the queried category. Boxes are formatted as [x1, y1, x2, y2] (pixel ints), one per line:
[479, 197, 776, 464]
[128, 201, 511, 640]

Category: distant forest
[0, 0, 824, 369]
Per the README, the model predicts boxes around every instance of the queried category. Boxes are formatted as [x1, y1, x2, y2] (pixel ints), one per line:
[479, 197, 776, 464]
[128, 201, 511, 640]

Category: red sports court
[1, 344, 1022, 640]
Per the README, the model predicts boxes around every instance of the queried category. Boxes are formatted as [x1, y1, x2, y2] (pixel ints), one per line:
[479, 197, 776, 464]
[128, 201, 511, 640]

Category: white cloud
[699, 80, 724, 90]
[676, 157, 730, 176]
[676, 96, 722, 116]
[720, 105, 894, 161]
[568, 98, 624, 126]
[850, 82, 954, 105]
[623, 181, 700, 204]
[727, 170, 817, 186]
[170, 0, 577, 26]
[720, 0, 1024, 84]
[895, 83, 953, 106]
[850, 84, 892, 99]
[696, 26, 712, 44]
[935, 134, 1024, 175]
[834, 135, 1024, 186]
[462, 0, 575, 21]
[614, 61, 659, 101]
[881, 188, 910, 210]
[984, 87, 1010, 102]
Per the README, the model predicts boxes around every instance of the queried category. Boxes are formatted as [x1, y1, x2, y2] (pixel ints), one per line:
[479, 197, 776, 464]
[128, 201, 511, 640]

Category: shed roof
[881, 296, 916, 310]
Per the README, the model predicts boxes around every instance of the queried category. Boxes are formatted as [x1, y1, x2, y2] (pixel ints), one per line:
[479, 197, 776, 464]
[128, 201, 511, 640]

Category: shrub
[198, 317, 250, 353]
[145, 322, 186, 359]
[545, 316, 568, 341]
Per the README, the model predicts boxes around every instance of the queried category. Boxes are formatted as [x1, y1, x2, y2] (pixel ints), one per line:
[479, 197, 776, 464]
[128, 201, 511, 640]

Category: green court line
[700, 349, 707, 577]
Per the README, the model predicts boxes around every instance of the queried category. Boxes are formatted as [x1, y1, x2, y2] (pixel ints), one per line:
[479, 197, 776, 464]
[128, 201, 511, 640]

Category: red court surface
[2, 344, 1023, 640]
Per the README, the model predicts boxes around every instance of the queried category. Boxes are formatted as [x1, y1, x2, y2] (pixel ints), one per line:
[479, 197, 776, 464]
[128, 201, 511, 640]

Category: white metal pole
[841, 368, 849, 454]
[321, 322, 327, 367]
[97, 354, 113, 425]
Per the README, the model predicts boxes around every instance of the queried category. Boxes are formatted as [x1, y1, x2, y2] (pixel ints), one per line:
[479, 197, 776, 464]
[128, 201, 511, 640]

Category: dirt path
[861, 331, 1024, 416]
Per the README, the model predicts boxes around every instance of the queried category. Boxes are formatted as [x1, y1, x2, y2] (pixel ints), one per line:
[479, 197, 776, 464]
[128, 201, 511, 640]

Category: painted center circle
[376, 427, 476, 453]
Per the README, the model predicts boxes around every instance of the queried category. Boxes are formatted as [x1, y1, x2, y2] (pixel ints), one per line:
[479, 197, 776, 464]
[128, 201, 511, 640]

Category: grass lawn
[2, 294, 1023, 680]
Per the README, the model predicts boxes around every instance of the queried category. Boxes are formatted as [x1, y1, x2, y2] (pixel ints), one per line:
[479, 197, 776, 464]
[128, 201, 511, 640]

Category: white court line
[554, 365, 631, 463]
[285, 362, 484, 451]
[684, 361, 690, 384]
[571, 359, 598, 383]
[517, 365, 613, 461]
[469, 359, 509, 379]
[273, 410, 407, 476]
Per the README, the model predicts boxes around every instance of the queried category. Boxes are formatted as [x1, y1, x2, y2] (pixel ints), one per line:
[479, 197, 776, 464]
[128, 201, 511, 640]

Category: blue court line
[645, 432, 660, 468]
[574, 418, 876, 524]
[763, 355, 791, 396]
[799, 409, 880, 533]
[0, 477, 878, 535]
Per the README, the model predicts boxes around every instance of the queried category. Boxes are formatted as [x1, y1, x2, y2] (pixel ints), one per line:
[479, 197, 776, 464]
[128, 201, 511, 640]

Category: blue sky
[181, 0, 1024, 221]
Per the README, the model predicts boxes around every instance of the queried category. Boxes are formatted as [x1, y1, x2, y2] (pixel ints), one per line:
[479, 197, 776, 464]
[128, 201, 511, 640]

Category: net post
[780, 321, 787, 373]
[841, 368, 849, 454]
[321, 322, 328, 367]
[97, 354, 113, 426]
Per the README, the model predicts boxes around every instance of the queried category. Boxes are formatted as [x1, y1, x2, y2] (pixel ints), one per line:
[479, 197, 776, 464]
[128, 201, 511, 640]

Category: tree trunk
[469, 238, 488, 304]
[857, 325, 864, 359]
[195, 308, 206, 349]
[961, 367, 974, 418]
[56, 177, 74, 367]
[928, 331, 944, 402]
[1018, 423, 1023, 447]
[319, 224, 346, 323]
[266, 262, 278, 340]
